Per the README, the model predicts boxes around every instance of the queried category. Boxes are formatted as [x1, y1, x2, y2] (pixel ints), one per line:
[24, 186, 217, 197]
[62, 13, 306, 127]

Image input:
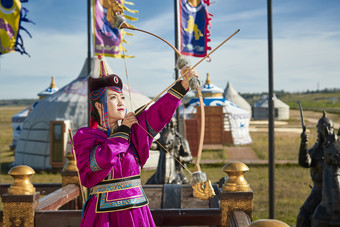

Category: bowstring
[121, 42, 192, 175]
[121, 43, 133, 112]
[137, 123, 192, 175]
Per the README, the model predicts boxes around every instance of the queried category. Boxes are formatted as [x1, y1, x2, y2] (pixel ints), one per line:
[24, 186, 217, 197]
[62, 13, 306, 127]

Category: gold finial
[188, 0, 201, 7]
[222, 161, 250, 192]
[50, 76, 56, 88]
[206, 73, 211, 85]
[8, 165, 36, 195]
[63, 150, 78, 172]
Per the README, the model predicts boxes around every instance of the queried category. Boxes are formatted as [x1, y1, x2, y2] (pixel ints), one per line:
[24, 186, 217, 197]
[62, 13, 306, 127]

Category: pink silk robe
[73, 84, 186, 227]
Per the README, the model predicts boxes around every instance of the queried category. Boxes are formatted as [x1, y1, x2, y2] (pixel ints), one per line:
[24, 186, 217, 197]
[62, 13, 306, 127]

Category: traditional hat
[89, 55, 124, 133]
[89, 55, 123, 95]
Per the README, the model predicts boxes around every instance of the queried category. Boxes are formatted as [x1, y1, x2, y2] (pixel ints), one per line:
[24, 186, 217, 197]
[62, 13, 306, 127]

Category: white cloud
[1, 0, 339, 100]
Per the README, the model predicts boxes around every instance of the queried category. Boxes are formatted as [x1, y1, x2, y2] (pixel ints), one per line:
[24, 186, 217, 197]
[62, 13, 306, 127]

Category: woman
[73, 56, 198, 227]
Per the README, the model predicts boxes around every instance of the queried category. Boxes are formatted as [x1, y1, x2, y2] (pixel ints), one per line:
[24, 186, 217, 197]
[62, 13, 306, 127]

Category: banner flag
[0, 0, 34, 56]
[93, 0, 137, 58]
[179, 0, 212, 57]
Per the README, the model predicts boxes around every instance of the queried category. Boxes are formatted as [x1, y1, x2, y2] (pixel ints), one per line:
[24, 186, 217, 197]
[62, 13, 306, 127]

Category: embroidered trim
[96, 189, 148, 213]
[97, 124, 130, 139]
[91, 175, 149, 213]
[146, 120, 158, 138]
[90, 145, 102, 172]
[130, 143, 141, 166]
[168, 87, 184, 99]
[108, 131, 130, 140]
[168, 81, 187, 98]
[90, 175, 141, 194]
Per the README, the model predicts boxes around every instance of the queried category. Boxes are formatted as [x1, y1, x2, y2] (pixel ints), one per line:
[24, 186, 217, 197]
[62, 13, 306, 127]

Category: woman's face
[95, 88, 126, 126]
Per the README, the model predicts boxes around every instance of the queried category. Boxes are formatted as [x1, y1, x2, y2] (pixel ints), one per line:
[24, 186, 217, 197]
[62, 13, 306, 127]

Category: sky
[1, 0, 340, 99]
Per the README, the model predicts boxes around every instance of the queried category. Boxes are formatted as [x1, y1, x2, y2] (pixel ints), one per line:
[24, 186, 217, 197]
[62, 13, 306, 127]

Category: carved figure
[146, 119, 192, 184]
[312, 133, 340, 227]
[297, 111, 335, 227]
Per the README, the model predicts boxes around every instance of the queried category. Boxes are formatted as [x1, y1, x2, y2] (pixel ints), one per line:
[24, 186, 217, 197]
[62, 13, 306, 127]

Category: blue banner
[179, 0, 211, 57]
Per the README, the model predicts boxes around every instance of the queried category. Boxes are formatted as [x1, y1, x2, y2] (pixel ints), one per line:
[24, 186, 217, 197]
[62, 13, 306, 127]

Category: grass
[0, 105, 339, 226]
[280, 92, 340, 111]
[245, 92, 340, 113]
[250, 131, 317, 160]
[0, 106, 26, 178]
[201, 149, 228, 160]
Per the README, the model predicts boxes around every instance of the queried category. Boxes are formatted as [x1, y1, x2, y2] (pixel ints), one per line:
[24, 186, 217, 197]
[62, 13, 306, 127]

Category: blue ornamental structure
[181, 73, 252, 154]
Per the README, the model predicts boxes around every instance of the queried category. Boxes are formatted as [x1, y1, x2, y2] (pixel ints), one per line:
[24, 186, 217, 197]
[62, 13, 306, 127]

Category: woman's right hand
[122, 112, 138, 128]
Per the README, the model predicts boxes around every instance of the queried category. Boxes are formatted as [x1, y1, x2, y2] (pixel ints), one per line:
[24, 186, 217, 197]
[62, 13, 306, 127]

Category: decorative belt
[90, 175, 141, 195]
[89, 175, 149, 213]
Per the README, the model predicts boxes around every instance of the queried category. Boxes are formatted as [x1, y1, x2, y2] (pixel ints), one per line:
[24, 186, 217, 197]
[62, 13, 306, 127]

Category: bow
[107, 2, 239, 200]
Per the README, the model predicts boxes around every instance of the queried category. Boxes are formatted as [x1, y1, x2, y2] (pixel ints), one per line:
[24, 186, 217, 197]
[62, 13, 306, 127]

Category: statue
[312, 132, 340, 227]
[146, 118, 192, 184]
[297, 111, 335, 227]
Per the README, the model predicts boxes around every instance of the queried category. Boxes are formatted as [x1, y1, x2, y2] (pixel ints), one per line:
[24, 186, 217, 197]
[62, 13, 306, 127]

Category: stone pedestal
[220, 161, 253, 227]
[2, 193, 40, 227]
[2, 165, 39, 227]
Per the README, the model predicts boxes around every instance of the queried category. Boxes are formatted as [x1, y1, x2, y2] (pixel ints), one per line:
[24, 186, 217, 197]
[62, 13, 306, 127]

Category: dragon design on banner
[93, 0, 137, 58]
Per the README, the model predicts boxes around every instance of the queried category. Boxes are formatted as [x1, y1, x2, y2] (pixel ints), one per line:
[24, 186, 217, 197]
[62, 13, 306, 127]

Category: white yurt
[10, 105, 33, 150]
[181, 73, 252, 154]
[253, 94, 290, 120]
[13, 57, 152, 170]
[223, 81, 252, 116]
[10, 76, 59, 150]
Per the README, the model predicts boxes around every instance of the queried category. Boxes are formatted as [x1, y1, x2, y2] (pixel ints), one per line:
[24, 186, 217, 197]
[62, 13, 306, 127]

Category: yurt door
[49, 120, 71, 169]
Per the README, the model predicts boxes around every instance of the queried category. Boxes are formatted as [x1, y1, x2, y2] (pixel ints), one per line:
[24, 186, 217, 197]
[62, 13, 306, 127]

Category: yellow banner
[0, 0, 21, 54]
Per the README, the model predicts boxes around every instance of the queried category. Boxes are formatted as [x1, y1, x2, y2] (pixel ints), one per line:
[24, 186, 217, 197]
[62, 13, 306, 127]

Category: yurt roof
[38, 76, 59, 97]
[223, 81, 251, 112]
[184, 73, 250, 118]
[12, 106, 33, 123]
[254, 94, 289, 108]
[200, 73, 224, 96]
[184, 97, 250, 118]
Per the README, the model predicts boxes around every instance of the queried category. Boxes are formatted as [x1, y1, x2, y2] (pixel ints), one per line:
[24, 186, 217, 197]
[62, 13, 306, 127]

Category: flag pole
[267, 0, 275, 219]
[174, 0, 180, 130]
[87, 0, 92, 127]
[174, 0, 179, 79]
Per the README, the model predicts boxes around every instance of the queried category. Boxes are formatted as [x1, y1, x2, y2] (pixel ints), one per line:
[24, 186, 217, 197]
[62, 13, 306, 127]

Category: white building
[253, 94, 290, 120]
[181, 73, 252, 154]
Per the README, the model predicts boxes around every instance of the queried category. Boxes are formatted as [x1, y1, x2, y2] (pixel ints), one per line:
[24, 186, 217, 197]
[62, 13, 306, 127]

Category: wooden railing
[1, 154, 261, 227]
[0, 183, 61, 196]
[38, 184, 79, 210]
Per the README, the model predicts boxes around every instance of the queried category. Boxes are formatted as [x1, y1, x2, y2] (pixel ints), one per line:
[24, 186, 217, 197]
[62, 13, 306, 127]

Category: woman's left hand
[180, 66, 199, 90]
[122, 112, 138, 128]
